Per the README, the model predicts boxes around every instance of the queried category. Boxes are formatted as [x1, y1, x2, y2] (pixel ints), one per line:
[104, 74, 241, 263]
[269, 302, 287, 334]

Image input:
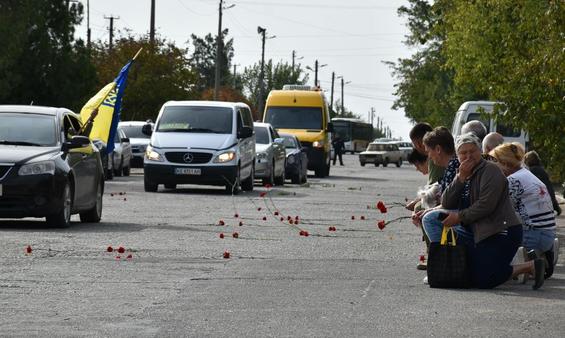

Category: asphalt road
[1, 154, 564, 337]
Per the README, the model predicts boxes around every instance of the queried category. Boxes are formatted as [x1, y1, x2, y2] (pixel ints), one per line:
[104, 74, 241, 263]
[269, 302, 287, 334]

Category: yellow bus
[263, 85, 332, 177]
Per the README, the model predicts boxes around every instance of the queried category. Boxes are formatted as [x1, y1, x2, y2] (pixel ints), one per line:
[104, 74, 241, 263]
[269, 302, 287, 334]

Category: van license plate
[174, 168, 201, 175]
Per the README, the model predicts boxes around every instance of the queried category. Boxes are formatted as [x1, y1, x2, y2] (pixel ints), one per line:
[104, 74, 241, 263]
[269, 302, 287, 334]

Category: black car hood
[0, 145, 60, 164]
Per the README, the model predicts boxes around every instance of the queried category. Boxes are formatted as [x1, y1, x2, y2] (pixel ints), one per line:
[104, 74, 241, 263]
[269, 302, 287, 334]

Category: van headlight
[257, 152, 268, 160]
[312, 141, 324, 148]
[145, 145, 163, 162]
[214, 151, 236, 163]
[18, 160, 56, 176]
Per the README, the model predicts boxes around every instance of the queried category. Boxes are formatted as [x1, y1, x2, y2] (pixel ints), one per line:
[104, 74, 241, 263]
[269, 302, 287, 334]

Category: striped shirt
[507, 167, 556, 230]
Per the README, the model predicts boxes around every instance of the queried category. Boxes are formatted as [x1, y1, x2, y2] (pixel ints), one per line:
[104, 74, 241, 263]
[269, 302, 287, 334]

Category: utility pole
[340, 77, 344, 113]
[370, 107, 375, 125]
[104, 15, 119, 50]
[233, 64, 238, 88]
[214, 0, 224, 100]
[86, 0, 91, 48]
[314, 60, 319, 87]
[292, 50, 296, 71]
[258, 26, 266, 115]
[330, 72, 335, 113]
[150, 0, 155, 45]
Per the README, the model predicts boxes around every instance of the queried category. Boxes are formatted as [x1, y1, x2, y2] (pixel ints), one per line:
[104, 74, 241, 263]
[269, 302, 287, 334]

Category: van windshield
[157, 106, 233, 134]
[264, 107, 322, 130]
[120, 125, 150, 139]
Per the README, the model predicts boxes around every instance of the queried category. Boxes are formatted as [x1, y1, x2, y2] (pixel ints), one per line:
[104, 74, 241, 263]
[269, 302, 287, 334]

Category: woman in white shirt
[490, 143, 556, 278]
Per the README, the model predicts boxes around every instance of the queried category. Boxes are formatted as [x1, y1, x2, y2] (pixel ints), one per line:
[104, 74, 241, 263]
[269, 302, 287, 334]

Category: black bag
[427, 226, 471, 288]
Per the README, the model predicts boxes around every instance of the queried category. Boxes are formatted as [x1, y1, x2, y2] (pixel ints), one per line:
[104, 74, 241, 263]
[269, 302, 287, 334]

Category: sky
[75, 0, 416, 140]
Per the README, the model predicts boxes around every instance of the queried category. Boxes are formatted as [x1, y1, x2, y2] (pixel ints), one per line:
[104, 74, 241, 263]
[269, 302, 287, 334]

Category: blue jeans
[523, 227, 555, 253]
[422, 209, 472, 243]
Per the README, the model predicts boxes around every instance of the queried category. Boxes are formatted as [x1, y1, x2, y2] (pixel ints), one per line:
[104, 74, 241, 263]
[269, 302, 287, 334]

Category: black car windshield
[264, 107, 322, 130]
[254, 126, 270, 144]
[120, 125, 149, 139]
[157, 106, 233, 134]
[281, 135, 298, 149]
[0, 113, 57, 146]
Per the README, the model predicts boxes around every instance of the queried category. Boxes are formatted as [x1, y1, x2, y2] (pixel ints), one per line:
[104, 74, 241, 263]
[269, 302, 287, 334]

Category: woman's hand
[458, 158, 474, 182]
[441, 212, 460, 227]
[411, 210, 424, 227]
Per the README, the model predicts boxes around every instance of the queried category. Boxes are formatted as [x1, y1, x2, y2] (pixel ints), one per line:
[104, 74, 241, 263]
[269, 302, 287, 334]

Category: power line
[234, 1, 396, 10]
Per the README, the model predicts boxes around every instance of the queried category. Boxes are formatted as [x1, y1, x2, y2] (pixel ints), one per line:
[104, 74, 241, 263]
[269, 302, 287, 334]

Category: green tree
[241, 60, 308, 118]
[331, 99, 361, 119]
[188, 29, 234, 95]
[442, 0, 565, 178]
[0, 0, 97, 110]
[90, 36, 198, 121]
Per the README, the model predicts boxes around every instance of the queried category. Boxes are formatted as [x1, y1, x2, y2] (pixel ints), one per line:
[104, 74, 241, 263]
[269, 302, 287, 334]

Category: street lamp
[305, 60, 327, 87]
[257, 26, 275, 116]
[214, 0, 236, 100]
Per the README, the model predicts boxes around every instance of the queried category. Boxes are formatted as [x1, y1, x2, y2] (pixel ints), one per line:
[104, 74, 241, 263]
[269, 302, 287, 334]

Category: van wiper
[0, 140, 43, 146]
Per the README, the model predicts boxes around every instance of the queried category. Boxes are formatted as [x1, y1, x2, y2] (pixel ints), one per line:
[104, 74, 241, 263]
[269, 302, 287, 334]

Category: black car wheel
[46, 182, 72, 227]
[241, 165, 254, 192]
[360, 162, 366, 167]
[396, 158, 402, 167]
[80, 179, 103, 223]
[383, 158, 389, 167]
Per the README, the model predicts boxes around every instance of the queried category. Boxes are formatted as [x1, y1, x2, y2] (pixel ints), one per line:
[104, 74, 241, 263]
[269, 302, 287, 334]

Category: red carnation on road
[126, 254, 133, 260]
[106, 246, 113, 253]
[232, 232, 239, 238]
[219, 233, 225, 239]
[25, 245, 32, 254]
[351, 215, 355, 220]
[117, 246, 125, 254]
[360, 216, 366, 220]
[328, 226, 336, 232]
[259, 192, 267, 198]
[257, 207, 262, 211]
[223, 251, 230, 259]
[238, 221, 243, 226]
[377, 220, 386, 230]
[264, 184, 272, 189]
[234, 213, 239, 218]
[218, 219, 225, 226]
[419, 255, 426, 263]
[274, 211, 279, 216]
[262, 216, 267, 221]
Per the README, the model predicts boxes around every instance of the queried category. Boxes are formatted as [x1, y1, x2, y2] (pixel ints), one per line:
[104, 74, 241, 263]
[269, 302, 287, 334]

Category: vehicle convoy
[142, 101, 255, 194]
[331, 118, 373, 154]
[359, 141, 404, 167]
[451, 101, 528, 147]
[0, 105, 104, 227]
[118, 121, 153, 167]
[263, 85, 333, 178]
[253, 122, 286, 186]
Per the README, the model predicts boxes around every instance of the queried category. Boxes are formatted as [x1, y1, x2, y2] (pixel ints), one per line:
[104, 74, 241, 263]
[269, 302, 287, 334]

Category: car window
[270, 127, 279, 140]
[0, 113, 57, 146]
[120, 125, 149, 139]
[467, 113, 491, 131]
[367, 144, 386, 151]
[240, 107, 253, 127]
[281, 135, 297, 149]
[496, 121, 521, 137]
[157, 106, 233, 134]
[254, 126, 270, 144]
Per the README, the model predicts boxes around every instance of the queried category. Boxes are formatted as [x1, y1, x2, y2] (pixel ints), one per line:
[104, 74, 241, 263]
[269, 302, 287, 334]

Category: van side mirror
[142, 124, 153, 136]
[121, 137, 130, 143]
[238, 126, 253, 139]
[327, 122, 334, 133]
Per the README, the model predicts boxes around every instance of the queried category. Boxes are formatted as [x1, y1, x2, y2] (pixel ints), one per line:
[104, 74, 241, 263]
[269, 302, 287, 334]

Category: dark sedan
[0, 105, 104, 227]
[279, 133, 308, 184]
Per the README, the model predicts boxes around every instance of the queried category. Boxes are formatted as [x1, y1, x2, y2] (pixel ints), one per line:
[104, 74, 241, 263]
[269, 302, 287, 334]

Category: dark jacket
[442, 159, 521, 243]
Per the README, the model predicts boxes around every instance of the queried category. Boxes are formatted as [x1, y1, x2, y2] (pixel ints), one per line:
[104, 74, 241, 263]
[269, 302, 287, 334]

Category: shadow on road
[0, 220, 145, 233]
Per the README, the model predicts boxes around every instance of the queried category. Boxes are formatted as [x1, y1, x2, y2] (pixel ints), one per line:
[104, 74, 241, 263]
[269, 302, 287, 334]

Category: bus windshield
[264, 107, 322, 130]
[332, 121, 351, 141]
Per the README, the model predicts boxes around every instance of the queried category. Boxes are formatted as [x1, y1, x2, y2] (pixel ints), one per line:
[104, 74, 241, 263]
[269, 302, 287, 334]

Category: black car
[0, 105, 104, 227]
[279, 133, 308, 184]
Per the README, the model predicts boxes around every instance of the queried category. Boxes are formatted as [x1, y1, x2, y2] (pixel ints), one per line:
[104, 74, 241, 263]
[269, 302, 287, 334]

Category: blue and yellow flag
[80, 56, 136, 154]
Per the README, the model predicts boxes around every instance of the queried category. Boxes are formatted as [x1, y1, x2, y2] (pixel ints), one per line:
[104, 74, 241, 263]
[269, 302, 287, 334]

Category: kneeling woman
[439, 133, 545, 289]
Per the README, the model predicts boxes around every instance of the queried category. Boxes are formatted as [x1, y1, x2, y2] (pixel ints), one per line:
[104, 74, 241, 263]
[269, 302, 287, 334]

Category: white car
[112, 127, 132, 176]
[118, 121, 153, 168]
[394, 141, 413, 161]
[254, 122, 286, 186]
[143, 101, 255, 194]
[359, 142, 403, 167]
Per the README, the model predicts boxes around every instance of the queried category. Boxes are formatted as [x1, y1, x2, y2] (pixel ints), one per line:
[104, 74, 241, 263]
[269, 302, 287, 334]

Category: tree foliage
[90, 36, 198, 122]
[442, 0, 565, 178]
[188, 29, 234, 95]
[0, 0, 97, 110]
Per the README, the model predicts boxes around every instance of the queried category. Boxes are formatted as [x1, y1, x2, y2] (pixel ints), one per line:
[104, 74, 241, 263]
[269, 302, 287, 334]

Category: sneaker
[417, 261, 427, 270]
[423, 276, 428, 285]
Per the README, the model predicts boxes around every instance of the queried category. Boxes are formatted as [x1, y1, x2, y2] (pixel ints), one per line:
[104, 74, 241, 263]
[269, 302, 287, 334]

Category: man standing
[332, 135, 345, 166]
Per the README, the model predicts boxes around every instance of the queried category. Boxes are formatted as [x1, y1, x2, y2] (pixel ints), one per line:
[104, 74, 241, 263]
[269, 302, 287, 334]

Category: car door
[237, 108, 254, 179]
[120, 129, 132, 165]
[270, 126, 286, 176]
[64, 114, 97, 208]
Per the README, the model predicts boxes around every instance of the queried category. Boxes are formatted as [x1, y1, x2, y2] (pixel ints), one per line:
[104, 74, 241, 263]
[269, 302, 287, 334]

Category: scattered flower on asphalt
[218, 220, 225, 226]
[117, 246, 125, 254]
[223, 251, 230, 259]
[280, 217, 284, 221]
[126, 254, 133, 260]
[238, 221, 243, 226]
[274, 211, 279, 216]
[259, 192, 267, 198]
[257, 207, 262, 211]
[25, 245, 32, 254]
[232, 232, 239, 238]
[234, 213, 239, 218]
[123, 198, 127, 201]
[360, 216, 366, 220]
[107, 246, 113, 252]
[115, 256, 121, 260]
[289, 219, 294, 224]
[328, 226, 336, 232]
[264, 184, 272, 189]
[219, 233, 224, 239]
[419, 255, 426, 263]
[351, 215, 355, 220]
[377, 220, 386, 230]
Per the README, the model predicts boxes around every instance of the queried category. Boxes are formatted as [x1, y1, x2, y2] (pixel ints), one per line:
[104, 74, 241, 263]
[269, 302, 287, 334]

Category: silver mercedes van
[142, 101, 255, 194]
